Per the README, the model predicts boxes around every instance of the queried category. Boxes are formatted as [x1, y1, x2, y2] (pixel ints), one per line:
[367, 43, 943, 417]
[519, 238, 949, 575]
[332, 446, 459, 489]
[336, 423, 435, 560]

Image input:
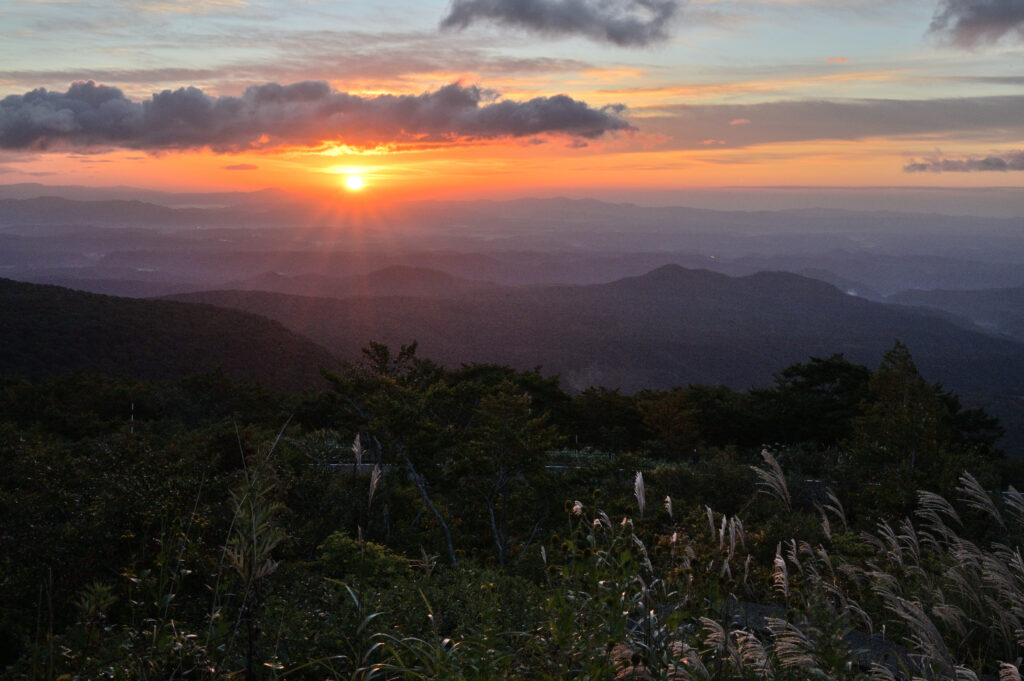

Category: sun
[344, 174, 365, 191]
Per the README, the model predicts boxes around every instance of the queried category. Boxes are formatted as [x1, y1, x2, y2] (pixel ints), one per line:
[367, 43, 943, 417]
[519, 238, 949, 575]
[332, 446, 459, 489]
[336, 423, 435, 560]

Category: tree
[322, 342, 459, 565]
[759, 353, 871, 446]
[676, 384, 762, 449]
[854, 341, 953, 472]
[570, 387, 645, 452]
[636, 388, 700, 460]
[452, 386, 559, 565]
[320, 344, 571, 566]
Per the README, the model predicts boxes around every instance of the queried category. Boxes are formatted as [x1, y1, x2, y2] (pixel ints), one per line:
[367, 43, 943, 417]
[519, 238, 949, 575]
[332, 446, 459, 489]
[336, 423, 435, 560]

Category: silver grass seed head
[351, 433, 363, 465]
[999, 662, 1022, 681]
[634, 471, 646, 516]
[368, 463, 382, 507]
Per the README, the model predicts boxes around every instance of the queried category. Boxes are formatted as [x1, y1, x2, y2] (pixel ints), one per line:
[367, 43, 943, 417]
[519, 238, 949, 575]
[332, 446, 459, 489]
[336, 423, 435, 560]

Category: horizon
[2, 0, 1023, 210]
[4, 181, 1024, 218]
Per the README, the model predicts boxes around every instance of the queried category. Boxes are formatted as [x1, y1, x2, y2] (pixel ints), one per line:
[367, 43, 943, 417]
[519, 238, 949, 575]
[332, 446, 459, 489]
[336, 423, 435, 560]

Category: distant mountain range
[223, 266, 501, 299]
[0, 182, 287, 207]
[889, 286, 1024, 343]
[0, 278, 336, 390]
[4, 193, 1024, 274]
[168, 264, 1024, 396]
[166, 264, 1024, 451]
[6, 226, 1024, 298]
[5, 265, 1024, 450]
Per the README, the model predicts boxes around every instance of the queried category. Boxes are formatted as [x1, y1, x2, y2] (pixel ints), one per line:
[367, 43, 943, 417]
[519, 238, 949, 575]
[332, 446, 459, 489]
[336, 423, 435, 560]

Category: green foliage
[637, 388, 701, 461]
[449, 386, 561, 564]
[227, 448, 287, 680]
[569, 387, 646, 452]
[855, 341, 955, 470]
[761, 353, 872, 446]
[317, 532, 411, 587]
[4, 341, 1024, 680]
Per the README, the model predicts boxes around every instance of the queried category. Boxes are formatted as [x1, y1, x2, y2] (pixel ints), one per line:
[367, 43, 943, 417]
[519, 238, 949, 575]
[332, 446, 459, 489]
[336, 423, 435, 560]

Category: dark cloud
[0, 80, 632, 152]
[904, 151, 1024, 172]
[929, 0, 1024, 47]
[439, 0, 680, 46]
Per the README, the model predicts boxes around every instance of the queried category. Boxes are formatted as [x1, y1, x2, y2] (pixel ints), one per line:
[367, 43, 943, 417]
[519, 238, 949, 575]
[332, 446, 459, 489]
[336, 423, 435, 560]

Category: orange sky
[9, 136, 1016, 207]
[2, 0, 1023, 204]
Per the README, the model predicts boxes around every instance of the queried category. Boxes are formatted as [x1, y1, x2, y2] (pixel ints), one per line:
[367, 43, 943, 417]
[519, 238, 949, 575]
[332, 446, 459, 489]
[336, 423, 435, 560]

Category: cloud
[439, 0, 680, 46]
[904, 150, 1024, 172]
[825, 57, 850, 63]
[0, 80, 633, 152]
[938, 74, 1024, 85]
[729, 118, 751, 126]
[0, 67, 219, 86]
[223, 163, 258, 170]
[0, 50, 593, 93]
[123, 0, 249, 15]
[640, 95, 1024, 149]
[929, 0, 1024, 47]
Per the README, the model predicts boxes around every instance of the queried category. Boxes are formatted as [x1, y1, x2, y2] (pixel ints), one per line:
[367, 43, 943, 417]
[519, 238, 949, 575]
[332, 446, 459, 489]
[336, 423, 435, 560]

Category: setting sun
[345, 174, 365, 191]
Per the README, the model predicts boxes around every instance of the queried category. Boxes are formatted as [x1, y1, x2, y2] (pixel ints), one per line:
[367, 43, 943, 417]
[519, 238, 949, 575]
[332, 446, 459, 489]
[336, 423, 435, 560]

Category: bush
[317, 531, 410, 587]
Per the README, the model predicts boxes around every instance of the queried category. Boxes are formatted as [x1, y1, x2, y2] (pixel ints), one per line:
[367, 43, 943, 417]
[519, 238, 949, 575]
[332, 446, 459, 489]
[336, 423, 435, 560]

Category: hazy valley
[4, 184, 1024, 452]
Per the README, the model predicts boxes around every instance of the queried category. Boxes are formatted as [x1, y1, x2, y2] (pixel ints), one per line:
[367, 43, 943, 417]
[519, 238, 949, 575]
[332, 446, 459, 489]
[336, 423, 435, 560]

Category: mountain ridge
[0, 278, 337, 391]
[167, 265, 1024, 398]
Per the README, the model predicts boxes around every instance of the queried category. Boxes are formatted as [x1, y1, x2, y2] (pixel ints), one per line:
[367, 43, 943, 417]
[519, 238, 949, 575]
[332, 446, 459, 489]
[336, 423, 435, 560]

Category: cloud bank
[929, 0, 1024, 47]
[642, 95, 1024, 149]
[439, 0, 680, 46]
[0, 80, 633, 152]
[904, 151, 1024, 172]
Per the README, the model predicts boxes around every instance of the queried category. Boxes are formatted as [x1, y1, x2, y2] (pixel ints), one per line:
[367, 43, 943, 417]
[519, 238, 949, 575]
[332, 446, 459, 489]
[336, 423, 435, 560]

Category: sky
[1, 0, 1023, 205]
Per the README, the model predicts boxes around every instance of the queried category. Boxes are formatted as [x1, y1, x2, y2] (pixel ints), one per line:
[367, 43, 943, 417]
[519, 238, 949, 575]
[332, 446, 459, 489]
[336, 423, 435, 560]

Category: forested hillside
[1, 341, 1021, 679]
[889, 285, 1024, 342]
[170, 265, 1024, 394]
[170, 265, 1024, 453]
[0, 278, 336, 391]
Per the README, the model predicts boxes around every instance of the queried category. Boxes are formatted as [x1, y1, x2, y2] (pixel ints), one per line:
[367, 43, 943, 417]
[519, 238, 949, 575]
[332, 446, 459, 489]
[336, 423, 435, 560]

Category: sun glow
[344, 174, 365, 191]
